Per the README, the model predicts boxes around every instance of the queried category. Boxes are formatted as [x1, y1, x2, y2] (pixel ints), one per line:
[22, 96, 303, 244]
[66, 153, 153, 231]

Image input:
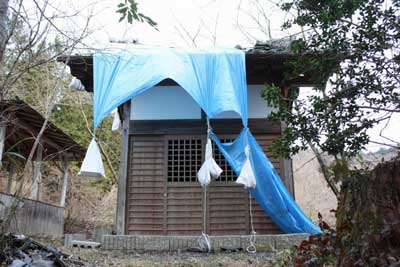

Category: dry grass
[292, 150, 338, 226]
[61, 247, 278, 267]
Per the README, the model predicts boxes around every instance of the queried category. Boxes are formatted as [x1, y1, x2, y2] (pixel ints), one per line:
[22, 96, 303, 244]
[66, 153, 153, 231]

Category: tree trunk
[0, 0, 9, 64]
[60, 161, 69, 207]
[30, 143, 43, 200]
[336, 156, 400, 266]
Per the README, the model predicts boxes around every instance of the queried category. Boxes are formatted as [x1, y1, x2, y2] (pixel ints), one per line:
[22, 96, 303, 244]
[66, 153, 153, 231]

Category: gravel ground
[62, 247, 281, 267]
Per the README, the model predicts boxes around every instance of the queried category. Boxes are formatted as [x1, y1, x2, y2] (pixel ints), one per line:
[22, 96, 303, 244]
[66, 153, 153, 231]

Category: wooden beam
[60, 161, 69, 207]
[31, 143, 43, 200]
[129, 119, 282, 135]
[116, 101, 130, 234]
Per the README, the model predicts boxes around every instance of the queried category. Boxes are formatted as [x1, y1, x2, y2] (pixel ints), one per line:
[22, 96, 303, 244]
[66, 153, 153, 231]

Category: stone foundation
[101, 234, 308, 252]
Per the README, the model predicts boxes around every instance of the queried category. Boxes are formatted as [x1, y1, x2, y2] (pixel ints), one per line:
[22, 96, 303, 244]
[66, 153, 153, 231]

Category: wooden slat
[0, 193, 63, 237]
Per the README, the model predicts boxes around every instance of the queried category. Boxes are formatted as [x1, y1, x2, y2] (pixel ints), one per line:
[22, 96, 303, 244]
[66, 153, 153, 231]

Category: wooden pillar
[60, 161, 69, 207]
[280, 121, 295, 198]
[0, 125, 6, 168]
[116, 101, 130, 234]
[7, 163, 14, 194]
[31, 143, 43, 200]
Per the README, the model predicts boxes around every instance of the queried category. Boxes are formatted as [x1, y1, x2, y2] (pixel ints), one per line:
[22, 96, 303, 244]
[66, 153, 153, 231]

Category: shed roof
[57, 50, 316, 92]
[1, 100, 86, 161]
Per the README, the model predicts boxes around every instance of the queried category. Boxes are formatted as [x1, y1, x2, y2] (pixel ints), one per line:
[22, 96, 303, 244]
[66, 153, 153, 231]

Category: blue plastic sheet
[92, 46, 321, 234]
[93, 46, 247, 128]
[210, 129, 321, 234]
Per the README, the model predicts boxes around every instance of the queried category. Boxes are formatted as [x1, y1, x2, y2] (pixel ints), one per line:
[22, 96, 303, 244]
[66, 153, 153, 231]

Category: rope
[247, 191, 257, 253]
[199, 185, 211, 252]
[203, 185, 207, 234]
[206, 117, 212, 137]
[197, 117, 211, 253]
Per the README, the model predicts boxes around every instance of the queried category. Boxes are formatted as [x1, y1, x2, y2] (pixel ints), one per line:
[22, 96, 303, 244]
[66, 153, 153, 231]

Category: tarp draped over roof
[91, 46, 320, 234]
[93, 47, 247, 128]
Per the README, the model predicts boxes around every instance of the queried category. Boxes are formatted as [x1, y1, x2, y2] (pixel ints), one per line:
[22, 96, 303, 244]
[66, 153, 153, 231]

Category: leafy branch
[116, 0, 157, 29]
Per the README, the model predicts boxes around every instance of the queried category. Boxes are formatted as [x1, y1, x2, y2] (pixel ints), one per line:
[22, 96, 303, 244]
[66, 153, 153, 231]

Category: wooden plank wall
[126, 133, 286, 235]
[127, 135, 165, 235]
[167, 185, 203, 235]
[0, 193, 64, 237]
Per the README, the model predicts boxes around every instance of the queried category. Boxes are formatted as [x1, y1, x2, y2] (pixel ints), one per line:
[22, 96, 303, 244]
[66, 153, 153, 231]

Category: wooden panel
[126, 135, 167, 235]
[167, 184, 203, 235]
[208, 182, 248, 235]
[0, 193, 64, 237]
[126, 132, 286, 235]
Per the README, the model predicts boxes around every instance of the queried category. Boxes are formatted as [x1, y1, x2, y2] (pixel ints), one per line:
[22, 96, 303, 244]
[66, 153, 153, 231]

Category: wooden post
[280, 121, 295, 198]
[116, 101, 130, 234]
[31, 143, 43, 200]
[0, 125, 6, 168]
[60, 161, 69, 207]
[7, 163, 15, 194]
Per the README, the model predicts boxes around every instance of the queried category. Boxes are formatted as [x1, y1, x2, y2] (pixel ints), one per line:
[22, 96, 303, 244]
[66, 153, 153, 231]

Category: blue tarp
[94, 47, 247, 128]
[93, 46, 321, 234]
[211, 129, 321, 234]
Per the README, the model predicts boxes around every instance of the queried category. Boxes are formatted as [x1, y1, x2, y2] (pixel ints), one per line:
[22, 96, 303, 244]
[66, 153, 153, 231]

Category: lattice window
[212, 138, 237, 182]
[167, 138, 203, 182]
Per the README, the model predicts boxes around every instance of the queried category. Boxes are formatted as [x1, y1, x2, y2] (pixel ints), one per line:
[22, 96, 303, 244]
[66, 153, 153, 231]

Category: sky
[44, 0, 295, 49]
[28, 0, 399, 152]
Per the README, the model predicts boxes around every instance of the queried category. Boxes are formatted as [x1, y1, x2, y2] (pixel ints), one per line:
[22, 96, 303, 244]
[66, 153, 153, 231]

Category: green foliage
[116, 0, 157, 28]
[51, 97, 121, 192]
[269, 214, 338, 266]
[263, 0, 400, 162]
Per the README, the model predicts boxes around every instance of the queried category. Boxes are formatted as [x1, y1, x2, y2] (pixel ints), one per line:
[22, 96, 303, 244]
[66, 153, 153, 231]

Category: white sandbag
[68, 77, 85, 91]
[78, 138, 105, 177]
[111, 108, 121, 131]
[197, 138, 223, 186]
[236, 145, 256, 189]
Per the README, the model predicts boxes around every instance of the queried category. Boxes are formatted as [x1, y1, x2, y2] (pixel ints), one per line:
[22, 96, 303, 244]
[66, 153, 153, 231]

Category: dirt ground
[61, 247, 282, 267]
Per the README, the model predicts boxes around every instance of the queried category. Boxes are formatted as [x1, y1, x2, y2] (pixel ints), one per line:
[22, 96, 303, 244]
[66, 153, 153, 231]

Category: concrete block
[64, 234, 86, 246]
[71, 240, 101, 249]
[253, 235, 275, 252]
[168, 236, 198, 251]
[211, 236, 242, 252]
[135, 235, 169, 251]
[93, 225, 113, 242]
[101, 235, 131, 250]
[274, 234, 309, 250]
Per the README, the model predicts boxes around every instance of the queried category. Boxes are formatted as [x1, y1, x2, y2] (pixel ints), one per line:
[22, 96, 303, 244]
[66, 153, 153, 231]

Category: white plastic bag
[78, 138, 105, 177]
[111, 108, 121, 131]
[197, 138, 223, 186]
[236, 145, 256, 189]
[68, 77, 85, 91]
